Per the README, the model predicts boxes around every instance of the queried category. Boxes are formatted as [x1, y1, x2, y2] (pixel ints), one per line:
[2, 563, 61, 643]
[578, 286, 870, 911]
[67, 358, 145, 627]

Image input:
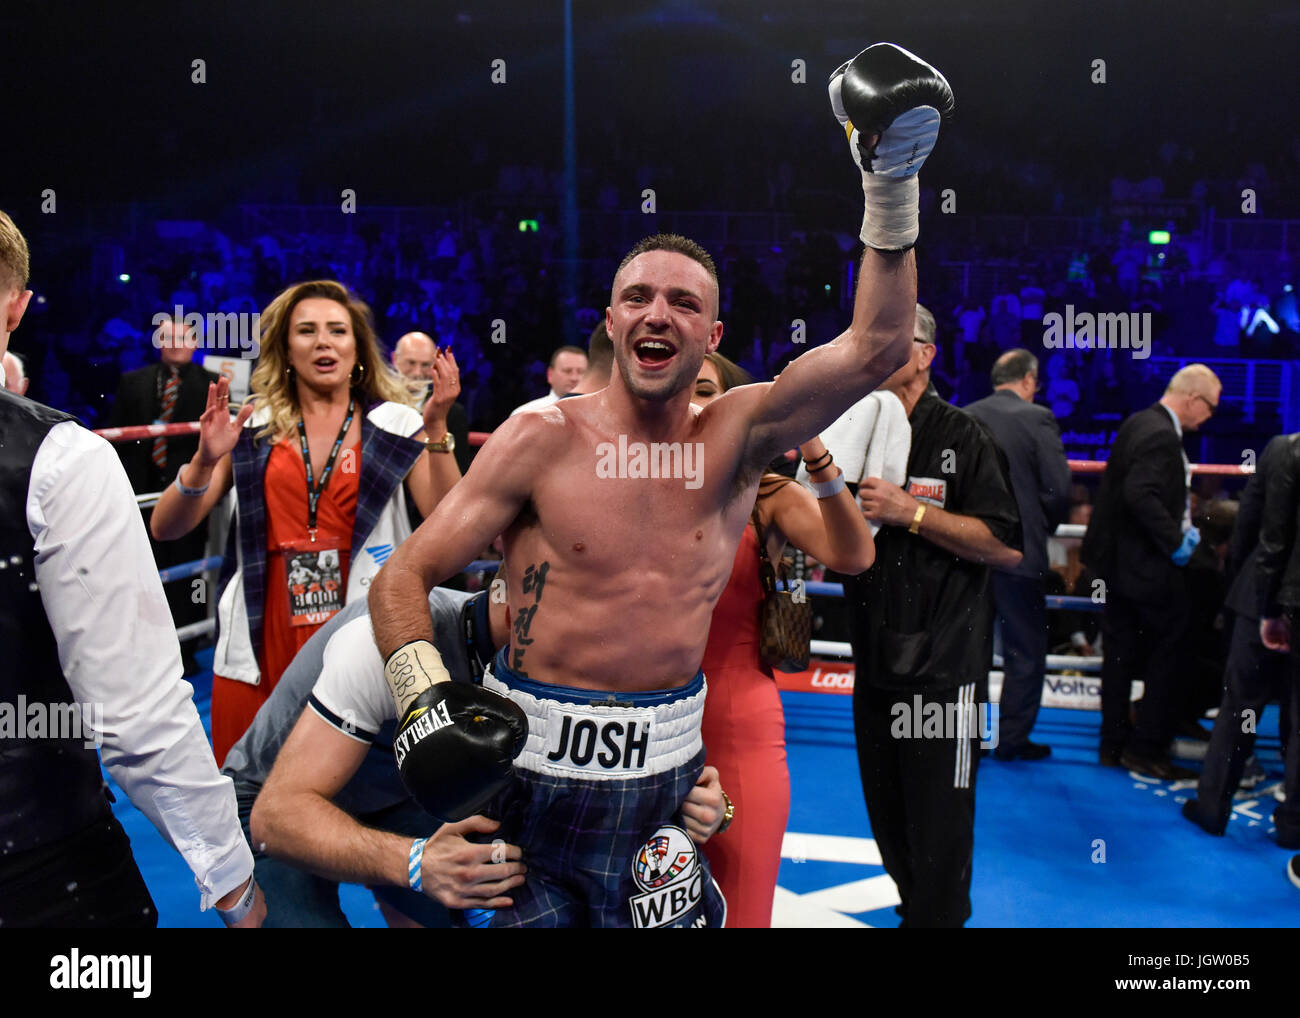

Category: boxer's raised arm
[740, 43, 950, 470]
[740, 248, 915, 467]
[369, 411, 556, 659]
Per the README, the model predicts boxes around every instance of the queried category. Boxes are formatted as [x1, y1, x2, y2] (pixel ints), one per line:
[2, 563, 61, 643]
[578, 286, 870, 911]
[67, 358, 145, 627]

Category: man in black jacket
[110, 315, 217, 492]
[1182, 434, 1296, 842]
[967, 349, 1071, 760]
[109, 316, 218, 658]
[846, 305, 1023, 927]
[1255, 434, 1300, 869]
[1082, 364, 1222, 780]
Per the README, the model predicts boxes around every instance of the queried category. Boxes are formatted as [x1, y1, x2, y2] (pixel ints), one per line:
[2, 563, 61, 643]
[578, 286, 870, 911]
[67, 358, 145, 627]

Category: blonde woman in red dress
[694, 352, 876, 927]
[152, 281, 462, 764]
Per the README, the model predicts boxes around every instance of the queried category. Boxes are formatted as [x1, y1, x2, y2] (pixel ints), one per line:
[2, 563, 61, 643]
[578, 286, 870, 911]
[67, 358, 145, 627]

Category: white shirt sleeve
[27, 421, 254, 910]
[309, 614, 397, 740]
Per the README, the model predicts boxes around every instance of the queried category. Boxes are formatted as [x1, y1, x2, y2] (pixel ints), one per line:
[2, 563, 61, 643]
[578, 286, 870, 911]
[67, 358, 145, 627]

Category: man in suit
[1082, 363, 1222, 780]
[1182, 433, 1295, 841]
[967, 349, 1072, 760]
[109, 315, 219, 665]
[1255, 433, 1300, 871]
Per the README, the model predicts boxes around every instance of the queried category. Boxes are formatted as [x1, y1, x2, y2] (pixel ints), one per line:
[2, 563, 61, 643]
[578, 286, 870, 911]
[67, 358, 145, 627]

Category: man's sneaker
[1172, 737, 1209, 762]
[1239, 755, 1267, 791]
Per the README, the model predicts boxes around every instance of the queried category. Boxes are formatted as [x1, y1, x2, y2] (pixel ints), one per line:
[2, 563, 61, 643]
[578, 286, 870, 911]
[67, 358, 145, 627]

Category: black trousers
[853, 682, 981, 928]
[1190, 613, 1298, 842]
[0, 816, 157, 928]
[1099, 587, 1189, 758]
[992, 572, 1048, 749]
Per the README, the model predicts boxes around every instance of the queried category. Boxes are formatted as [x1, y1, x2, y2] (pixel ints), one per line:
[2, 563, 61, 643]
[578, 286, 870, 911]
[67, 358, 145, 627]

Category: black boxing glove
[828, 43, 954, 250]
[385, 640, 528, 822]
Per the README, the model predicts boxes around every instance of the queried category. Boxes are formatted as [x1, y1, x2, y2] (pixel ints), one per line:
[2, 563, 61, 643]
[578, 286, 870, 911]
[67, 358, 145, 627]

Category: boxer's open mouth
[633, 339, 676, 368]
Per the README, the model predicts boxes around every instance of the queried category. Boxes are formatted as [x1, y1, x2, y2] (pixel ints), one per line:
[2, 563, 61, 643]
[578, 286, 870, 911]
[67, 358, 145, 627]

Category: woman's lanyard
[296, 398, 356, 543]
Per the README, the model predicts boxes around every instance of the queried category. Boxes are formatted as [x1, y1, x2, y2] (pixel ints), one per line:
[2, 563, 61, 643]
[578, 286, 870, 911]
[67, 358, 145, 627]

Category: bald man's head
[3, 350, 28, 396]
[393, 332, 437, 381]
[1161, 363, 1222, 432]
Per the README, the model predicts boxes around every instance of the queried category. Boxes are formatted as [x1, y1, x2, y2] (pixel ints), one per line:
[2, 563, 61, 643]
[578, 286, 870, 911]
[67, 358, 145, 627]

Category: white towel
[797, 390, 911, 536]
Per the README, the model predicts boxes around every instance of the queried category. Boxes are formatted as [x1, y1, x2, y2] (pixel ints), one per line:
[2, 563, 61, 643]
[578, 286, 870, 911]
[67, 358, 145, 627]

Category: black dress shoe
[1181, 798, 1226, 836]
[994, 741, 1052, 762]
[1119, 750, 1197, 782]
[1174, 720, 1212, 742]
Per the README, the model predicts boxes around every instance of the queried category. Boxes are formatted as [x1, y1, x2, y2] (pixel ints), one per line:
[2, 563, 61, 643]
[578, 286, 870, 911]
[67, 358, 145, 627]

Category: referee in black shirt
[843, 304, 1022, 928]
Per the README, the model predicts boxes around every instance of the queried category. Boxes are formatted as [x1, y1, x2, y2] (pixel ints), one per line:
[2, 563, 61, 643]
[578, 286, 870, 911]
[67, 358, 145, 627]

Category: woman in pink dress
[695, 352, 875, 927]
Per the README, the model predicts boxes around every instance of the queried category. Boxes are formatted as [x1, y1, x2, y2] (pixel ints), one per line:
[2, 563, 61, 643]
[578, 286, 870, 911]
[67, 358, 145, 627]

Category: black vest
[0, 391, 112, 853]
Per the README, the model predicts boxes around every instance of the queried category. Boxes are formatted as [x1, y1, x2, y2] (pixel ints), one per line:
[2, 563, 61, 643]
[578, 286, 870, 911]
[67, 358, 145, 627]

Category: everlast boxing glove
[828, 43, 954, 251]
[385, 640, 528, 822]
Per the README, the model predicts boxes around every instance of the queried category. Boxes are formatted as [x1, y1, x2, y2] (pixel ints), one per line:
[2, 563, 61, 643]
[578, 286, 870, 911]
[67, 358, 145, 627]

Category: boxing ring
[98, 419, 1253, 711]
[96, 421, 1296, 932]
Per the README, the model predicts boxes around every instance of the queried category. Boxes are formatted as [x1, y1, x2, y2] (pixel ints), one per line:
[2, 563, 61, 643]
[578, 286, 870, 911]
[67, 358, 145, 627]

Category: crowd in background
[11, 202, 1298, 442]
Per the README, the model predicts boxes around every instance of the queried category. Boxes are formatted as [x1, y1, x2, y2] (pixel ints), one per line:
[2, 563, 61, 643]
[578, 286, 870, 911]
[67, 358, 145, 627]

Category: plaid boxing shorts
[460, 648, 727, 928]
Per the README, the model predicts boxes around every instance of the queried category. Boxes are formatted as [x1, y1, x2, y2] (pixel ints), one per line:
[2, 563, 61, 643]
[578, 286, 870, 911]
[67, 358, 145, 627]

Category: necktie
[152, 367, 180, 471]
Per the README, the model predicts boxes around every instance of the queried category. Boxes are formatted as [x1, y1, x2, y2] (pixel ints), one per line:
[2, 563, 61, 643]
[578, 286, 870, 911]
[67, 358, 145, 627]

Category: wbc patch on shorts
[907, 475, 948, 508]
[628, 825, 708, 928]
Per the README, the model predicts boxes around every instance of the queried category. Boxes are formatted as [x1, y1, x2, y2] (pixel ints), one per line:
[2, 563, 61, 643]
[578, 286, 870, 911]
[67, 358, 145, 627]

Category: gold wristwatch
[426, 432, 455, 454]
[909, 503, 927, 534]
[718, 790, 735, 834]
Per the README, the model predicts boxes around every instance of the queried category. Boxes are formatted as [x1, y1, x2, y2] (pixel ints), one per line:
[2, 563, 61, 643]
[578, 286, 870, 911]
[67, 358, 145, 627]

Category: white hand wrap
[860, 174, 920, 252]
[384, 640, 453, 719]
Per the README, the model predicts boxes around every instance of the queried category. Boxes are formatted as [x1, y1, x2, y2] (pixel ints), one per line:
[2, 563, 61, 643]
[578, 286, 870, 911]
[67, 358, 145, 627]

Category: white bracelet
[175, 467, 210, 497]
[811, 473, 847, 499]
[408, 837, 429, 892]
[215, 877, 257, 925]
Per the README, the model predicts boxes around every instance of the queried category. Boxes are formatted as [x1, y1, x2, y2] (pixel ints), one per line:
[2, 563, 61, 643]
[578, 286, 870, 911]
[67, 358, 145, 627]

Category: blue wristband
[408, 837, 428, 892]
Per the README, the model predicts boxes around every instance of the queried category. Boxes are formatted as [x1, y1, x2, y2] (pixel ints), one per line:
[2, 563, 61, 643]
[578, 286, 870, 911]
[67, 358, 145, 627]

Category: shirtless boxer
[369, 43, 953, 928]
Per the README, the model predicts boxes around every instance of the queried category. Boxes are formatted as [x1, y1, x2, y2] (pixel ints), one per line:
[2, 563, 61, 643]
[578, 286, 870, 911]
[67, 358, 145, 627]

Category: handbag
[752, 507, 812, 673]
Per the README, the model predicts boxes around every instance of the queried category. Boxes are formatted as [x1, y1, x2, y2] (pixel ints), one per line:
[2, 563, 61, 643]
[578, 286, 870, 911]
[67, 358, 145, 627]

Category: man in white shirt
[0, 208, 262, 928]
[508, 345, 588, 415]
